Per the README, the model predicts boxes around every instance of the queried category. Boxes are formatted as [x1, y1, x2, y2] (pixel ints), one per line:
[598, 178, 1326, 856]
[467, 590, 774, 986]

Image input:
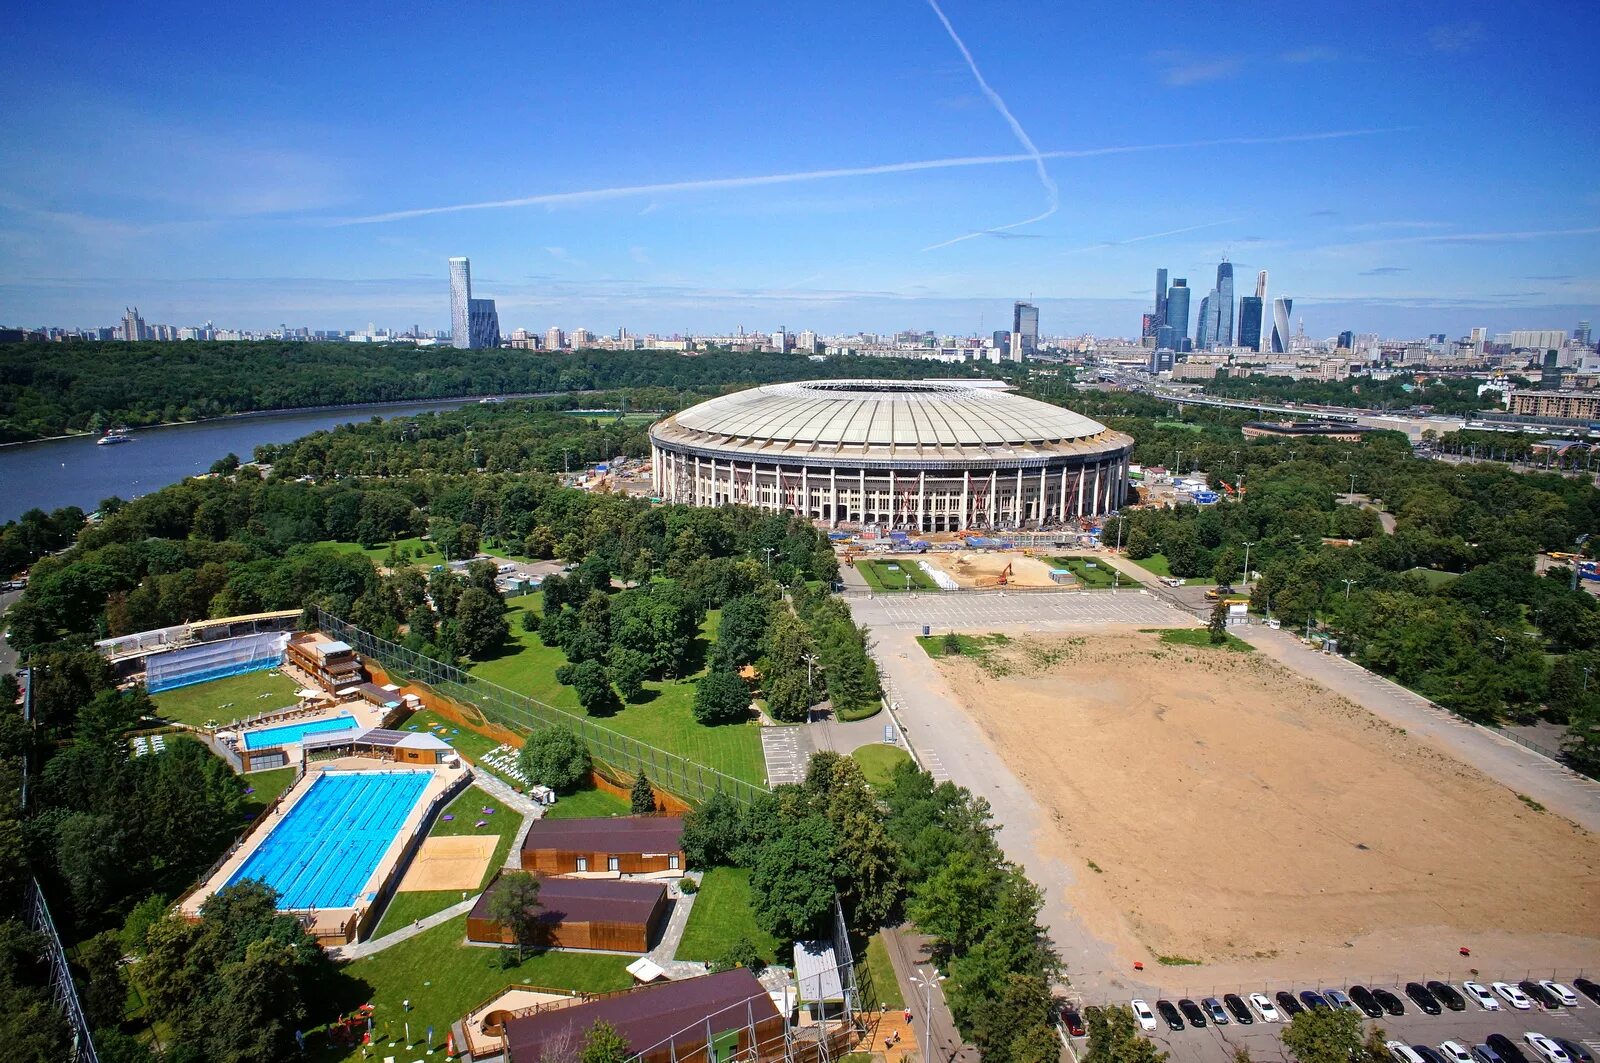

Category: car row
[1123, 978, 1594, 1035]
[1387, 1033, 1595, 1063]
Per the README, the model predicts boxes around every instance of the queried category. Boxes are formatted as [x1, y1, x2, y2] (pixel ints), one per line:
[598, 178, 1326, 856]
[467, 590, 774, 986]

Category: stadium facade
[648, 380, 1134, 531]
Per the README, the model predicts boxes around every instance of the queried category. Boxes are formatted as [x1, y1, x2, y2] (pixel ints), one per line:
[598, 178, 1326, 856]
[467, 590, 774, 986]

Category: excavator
[995, 561, 1013, 586]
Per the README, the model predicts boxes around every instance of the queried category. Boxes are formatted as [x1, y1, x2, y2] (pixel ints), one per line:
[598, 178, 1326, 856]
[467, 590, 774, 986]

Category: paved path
[330, 893, 480, 961]
[760, 725, 813, 786]
[467, 765, 539, 818]
[881, 927, 979, 1063]
[808, 712, 895, 757]
[850, 587, 1194, 632]
[647, 878, 710, 978]
[1238, 624, 1600, 832]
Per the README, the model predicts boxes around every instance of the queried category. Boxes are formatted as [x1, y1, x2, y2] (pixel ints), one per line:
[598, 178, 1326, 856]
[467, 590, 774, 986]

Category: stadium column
[1037, 467, 1047, 526]
[695, 455, 705, 506]
[888, 469, 897, 527]
[651, 444, 660, 498]
[1059, 468, 1069, 523]
[728, 459, 736, 506]
[1013, 470, 1023, 529]
[749, 461, 758, 509]
[917, 471, 926, 533]
[960, 472, 970, 530]
[859, 469, 866, 524]
[801, 465, 809, 519]
[1092, 464, 1101, 516]
[988, 470, 997, 527]
[829, 467, 838, 527]
[1076, 467, 1086, 516]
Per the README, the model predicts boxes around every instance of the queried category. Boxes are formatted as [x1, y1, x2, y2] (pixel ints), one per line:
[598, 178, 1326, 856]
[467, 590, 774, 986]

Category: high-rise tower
[1155, 268, 1169, 328]
[1238, 296, 1263, 351]
[1270, 296, 1293, 354]
[448, 257, 472, 349]
[1196, 293, 1214, 350]
[1012, 301, 1039, 359]
[1215, 259, 1235, 347]
[1165, 279, 1190, 349]
[1254, 270, 1269, 352]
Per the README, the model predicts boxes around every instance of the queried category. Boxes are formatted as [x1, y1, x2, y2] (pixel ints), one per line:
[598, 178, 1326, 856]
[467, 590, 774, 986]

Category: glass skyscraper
[1165, 279, 1189, 349]
[1012, 301, 1039, 358]
[1238, 296, 1263, 351]
[1196, 293, 1213, 349]
[1155, 268, 1168, 328]
[1215, 260, 1234, 347]
[469, 298, 500, 349]
[449, 257, 472, 349]
[1271, 296, 1293, 353]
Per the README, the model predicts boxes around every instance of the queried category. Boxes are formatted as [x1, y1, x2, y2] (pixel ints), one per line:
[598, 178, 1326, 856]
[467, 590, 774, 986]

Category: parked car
[1250, 993, 1282, 1022]
[1474, 1045, 1509, 1063]
[1301, 990, 1332, 1011]
[1156, 1000, 1183, 1032]
[1462, 982, 1502, 1011]
[1389, 1043, 1427, 1063]
[1203, 998, 1230, 1025]
[1061, 1008, 1085, 1037]
[1350, 985, 1385, 1018]
[1405, 983, 1443, 1016]
[1486, 1034, 1531, 1063]
[1521, 982, 1562, 1010]
[1131, 999, 1157, 1032]
[1178, 999, 1208, 1027]
[1276, 991, 1306, 1018]
[1414, 1047, 1449, 1063]
[1494, 982, 1534, 1009]
[1573, 978, 1600, 1005]
[1540, 982, 1580, 1008]
[1373, 988, 1407, 1016]
[1524, 1034, 1571, 1063]
[1554, 1040, 1594, 1063]
[1440, 1042, 1476, 1063]
[1325, 989, 1358, 1012]
[1224, 994, 1254, 1025]
[1428, 982, 1468, 1012]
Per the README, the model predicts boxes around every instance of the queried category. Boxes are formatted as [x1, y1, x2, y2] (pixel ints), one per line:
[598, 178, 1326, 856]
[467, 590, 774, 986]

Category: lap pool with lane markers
[242, 713, 359, 750]
[227, 770, 431, 909]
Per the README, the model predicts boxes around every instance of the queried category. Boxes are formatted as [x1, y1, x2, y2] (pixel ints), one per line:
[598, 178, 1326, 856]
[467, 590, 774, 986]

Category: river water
[0, 398, 485, 522]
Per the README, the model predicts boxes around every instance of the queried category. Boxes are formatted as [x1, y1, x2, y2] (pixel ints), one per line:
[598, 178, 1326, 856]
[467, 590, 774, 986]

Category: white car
[1388, 1042, 1427, 1063]
[1493, 982, 1533, 1010]
[1539, 981, 1579, 1008]
[1250, 992, 1282, 1022]
[1131, 999, 1157, 1032]
[1441, 1042, 1475, 1063]
[1462, 982, 1501, 1011]
[1524, 1034, 1571, 1063]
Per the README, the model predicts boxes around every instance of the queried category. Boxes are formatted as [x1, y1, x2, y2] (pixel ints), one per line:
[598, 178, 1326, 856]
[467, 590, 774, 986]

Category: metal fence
[23, 877, 98, 1063]
[316, 610, 770, 807]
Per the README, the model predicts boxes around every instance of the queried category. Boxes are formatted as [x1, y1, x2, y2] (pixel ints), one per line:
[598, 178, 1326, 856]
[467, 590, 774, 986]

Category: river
[0, 398, 489, 522]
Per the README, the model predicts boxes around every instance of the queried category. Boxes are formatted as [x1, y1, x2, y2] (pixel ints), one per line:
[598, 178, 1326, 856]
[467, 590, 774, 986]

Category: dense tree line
[1199, 371, 1518, 416]
[0, 503, 85, 577]
[0, 340, 990, 441]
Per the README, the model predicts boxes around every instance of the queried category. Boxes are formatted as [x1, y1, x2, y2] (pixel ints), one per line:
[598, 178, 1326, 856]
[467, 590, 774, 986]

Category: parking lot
[1088, 982, 1600, 1063]
[759, 725, 813, 787]
[848, 587, 1193, 631]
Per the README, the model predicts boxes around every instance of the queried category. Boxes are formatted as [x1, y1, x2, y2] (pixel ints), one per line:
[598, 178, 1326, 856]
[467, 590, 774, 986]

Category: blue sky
[1, 0, 1596, 339]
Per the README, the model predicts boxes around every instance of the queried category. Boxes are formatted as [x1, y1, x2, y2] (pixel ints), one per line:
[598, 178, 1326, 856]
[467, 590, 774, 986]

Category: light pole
[1341, 577, 1357, 601]
[911, 969, 946, 1063]
[1113, 519, 1124, 590]
[763, 547, 774, 574]
[1241, 541, 1256, 588]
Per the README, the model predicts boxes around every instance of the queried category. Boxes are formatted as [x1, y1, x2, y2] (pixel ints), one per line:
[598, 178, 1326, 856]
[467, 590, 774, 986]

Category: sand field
[936, 633, 1600, 981]
[934, 552, 1062, 588]
[398, 834, 496, 892]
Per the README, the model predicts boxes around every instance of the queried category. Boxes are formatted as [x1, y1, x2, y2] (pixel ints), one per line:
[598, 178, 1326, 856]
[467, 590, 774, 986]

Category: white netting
[145, 632, 290, 693]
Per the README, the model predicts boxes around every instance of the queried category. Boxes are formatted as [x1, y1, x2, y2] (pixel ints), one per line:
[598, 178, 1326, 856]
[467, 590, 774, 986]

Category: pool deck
[181, 756, 465, 942]
[222, 699, 392, 764]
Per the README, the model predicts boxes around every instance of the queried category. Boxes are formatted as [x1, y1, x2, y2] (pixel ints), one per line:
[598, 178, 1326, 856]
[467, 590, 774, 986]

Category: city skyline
[1, 3, 1597, 335]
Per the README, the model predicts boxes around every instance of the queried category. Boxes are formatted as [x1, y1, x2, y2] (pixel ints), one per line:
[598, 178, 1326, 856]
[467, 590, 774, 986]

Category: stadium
[648, 380, 1135, 531]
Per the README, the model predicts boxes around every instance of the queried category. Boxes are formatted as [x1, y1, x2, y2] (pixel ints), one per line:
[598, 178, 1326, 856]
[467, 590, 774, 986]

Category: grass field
[1129, 553, 1215, 585]
[323, 915, 631, 1061]
[469, 595, 766, 785]
[1147, 628, 1254, 653]
[1047, 555, 1118, 589]
[314, 537, 446, 566]
[151, 668, 300, 728]
[1406, 566, 1462, 588]
[675, 867, 779, 965]
[240, 766, 297, 816]
[856, 558, 939, 592]
[850, 744, 912, 788]
[915, 632, 1010, 660]
[859, 934, 904, 1009]
[371, 784, 522, 938]
[560, 410, 661, 425]
[544, 785, 630, 820]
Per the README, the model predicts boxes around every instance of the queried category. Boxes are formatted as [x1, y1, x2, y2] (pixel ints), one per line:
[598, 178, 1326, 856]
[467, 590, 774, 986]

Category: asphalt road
[0, 587, 22, 675]
[880, 926, 980, 1063]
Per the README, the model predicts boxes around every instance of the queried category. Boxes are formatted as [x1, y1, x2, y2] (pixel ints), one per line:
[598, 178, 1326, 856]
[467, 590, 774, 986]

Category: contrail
[331, 128, 1404, 226]
[920, 0, 1058, 251]
[1063, 217, 1245, 253]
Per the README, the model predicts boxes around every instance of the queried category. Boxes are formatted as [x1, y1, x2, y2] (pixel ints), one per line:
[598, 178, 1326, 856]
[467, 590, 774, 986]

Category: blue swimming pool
[227, 770, 431, 910]
[242, 713, 359, 750]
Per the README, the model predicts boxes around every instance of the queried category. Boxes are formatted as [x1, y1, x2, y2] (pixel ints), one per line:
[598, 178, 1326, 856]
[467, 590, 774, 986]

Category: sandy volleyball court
[935, 633, 1600, 981]
[398, 835, 496, 892]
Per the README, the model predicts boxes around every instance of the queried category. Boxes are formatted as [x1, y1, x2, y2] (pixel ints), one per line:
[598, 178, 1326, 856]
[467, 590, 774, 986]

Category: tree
[906, 849, 997, 960]
[942, 631, 962, 655]
[630, 773, 655, 814]
[1280, 1006, 1384, 1063]
[1211, 546, 1238, 588]
[749, 814, 838, 941]
[76, 929, 129, 1030]
[710, 936, 767, 974]
[567, 659, 620, 715]
[580, 1021, 631, 1063]
[764, 670, 813, 723]
[1083, 1004, 1167, 1063]
[487, 872, 543, 961]
[518, 727, 592, 794]
[680, 790, 745, 867]
[693, 666, 750, 726]
[608, 646, 652, 702]
[1208, 600, 1229, 644]
[714, 595, 771, 668]
[455, 586, 509, 659]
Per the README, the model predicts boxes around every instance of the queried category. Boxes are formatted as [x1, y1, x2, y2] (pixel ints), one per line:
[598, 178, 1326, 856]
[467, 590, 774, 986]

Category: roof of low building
[520, 815, 684, 855]
[470, 874, 666, 927]
[794, 940, 845, 1002]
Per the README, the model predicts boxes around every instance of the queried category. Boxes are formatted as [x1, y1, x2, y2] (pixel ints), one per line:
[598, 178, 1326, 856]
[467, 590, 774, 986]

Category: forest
[1199, 370, 1514, 415]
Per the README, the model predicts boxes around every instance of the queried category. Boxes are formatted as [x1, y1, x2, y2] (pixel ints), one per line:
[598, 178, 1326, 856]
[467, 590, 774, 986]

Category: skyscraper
[1337, 330, 1354, 350]
[1195, 293, 1213, 349]
[448, 257, 472, 349]
[1155, 267, 1169, 328]
[468, 299, 500, 349]
[1165, 279, 1190, 348]
[1578, 320, 1593, 347]
[1237, 296, 1263, 351]
[546, 327, 564, 351]
[1012, 301, 1039, 358]
[1156, 324, 1178, 351]
[1214, 259, 1235, 347]
[1270, 296, 1293, 354]
[120, 306, 146, 342]
[1255, 270, 1269, 353]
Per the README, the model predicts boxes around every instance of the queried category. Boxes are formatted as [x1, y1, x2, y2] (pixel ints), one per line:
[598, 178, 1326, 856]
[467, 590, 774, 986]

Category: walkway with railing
[316, 610, 769, 807]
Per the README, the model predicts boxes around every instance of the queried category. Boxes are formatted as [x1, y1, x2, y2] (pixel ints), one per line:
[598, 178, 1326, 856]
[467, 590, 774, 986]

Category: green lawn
[1406, 566, 1461, 588]
[859, 933, 905, 1010]
[1047, 555, 1117, 589]
[371, 784, 523, 938]
[240, 766, 297, 815]
[675, 867, 778, 965]
[915, 632, 1010, 660]
[559, 410, 661, 426]
[150, 668, 300, 728]
[469, 595, 766, 786]
[320, 915, 632, 1061]
[545, 785, 631, 820]
[857, 558, 938, 592]
[1148, 628, 1254, 653]
[1129, 553, 1215, 585]
[313, 536, 446, 567]
[850, 744, 912, 788]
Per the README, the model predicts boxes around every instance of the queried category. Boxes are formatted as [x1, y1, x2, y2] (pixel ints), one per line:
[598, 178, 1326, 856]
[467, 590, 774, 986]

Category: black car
[1178, 999, 1208, 1028]
[1486, 1035, 1530, 1063]
[1414, 1047, 1449, 1063]
[1156, 1000, 1184, 1031]
[1574, 977, 1600, 1005]
[1519, 981, 1561, 1009]
[1404, 982, 1442, 1016]
[1426, 981, 1467, 1012]
[1556, 1040, 1595, 1063]
[1276, 991, 1306, 1017]
[1300, 990, 1331, 1011]
[1061, 1008, 1085, 1037]
[1223, 994, 1254, 1025]
[1372, 988, 1406, 1016]
[1348, 985, 1384, 1018]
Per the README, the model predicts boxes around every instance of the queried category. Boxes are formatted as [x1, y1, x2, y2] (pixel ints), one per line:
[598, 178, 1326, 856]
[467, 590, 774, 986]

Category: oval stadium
[648, 379, 1134, 531]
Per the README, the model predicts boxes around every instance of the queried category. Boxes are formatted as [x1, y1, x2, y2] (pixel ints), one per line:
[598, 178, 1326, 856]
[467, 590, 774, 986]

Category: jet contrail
[920, 0, 1058, 251]
[331, 128, 1404, 226]
[1063, 218, 1245, 253]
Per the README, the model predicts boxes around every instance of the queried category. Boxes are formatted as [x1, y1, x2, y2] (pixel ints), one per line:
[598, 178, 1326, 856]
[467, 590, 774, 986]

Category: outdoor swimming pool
[227, 770, 431, 909]
[242, 713, 359, 750]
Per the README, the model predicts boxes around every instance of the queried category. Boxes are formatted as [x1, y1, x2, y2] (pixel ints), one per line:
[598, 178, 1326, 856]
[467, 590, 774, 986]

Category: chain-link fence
[316, 610, 769, 807]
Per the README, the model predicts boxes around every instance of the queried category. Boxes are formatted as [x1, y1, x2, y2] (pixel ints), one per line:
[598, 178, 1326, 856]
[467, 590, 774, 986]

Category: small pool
[242, 713, 359, 750]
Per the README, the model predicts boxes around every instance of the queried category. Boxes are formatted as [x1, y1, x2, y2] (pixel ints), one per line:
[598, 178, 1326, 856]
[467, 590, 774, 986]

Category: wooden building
[466, 874, 667, 953]
[286, 633, 365, 692]
[502, 969, 784, 1063]
[519, 815, 684, 876]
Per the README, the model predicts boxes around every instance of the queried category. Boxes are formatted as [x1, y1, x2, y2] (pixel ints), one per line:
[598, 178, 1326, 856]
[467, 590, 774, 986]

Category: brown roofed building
[286, 633, 366, 692]
[503, 969, 783, 1063]
[519, 815, 685, 876]
[467, 874, 668, 953]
